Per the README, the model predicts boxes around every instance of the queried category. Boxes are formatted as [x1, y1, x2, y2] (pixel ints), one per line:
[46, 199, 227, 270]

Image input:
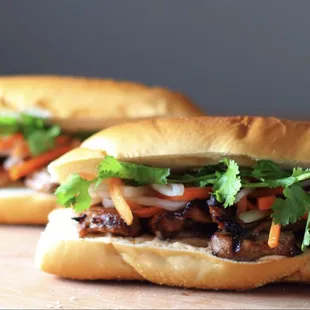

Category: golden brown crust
[36, 209, 310, 290]
[0, 75, 203, 131]
[49, 115, 310, 183]
[0, 188, 57, 225]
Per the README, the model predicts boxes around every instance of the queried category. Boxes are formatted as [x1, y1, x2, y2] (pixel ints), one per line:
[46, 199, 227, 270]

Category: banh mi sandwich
[36, 116, 310, 290]
[0, 75, 203, 224]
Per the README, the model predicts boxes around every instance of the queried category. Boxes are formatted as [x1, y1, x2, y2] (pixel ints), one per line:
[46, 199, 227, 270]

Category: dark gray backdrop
[1, 0, 310, 119]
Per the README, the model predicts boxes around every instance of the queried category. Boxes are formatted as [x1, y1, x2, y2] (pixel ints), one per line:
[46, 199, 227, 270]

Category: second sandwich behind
[0, 75, 203, 224]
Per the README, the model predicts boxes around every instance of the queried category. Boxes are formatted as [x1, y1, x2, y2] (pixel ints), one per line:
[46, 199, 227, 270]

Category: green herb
[252, 160, 290, 180]
[0, 115, 20, 136]
[0, 113, 61, 156]
[243, 165, 310, 189]
[212, 158, 241, 207]
[96, 155, 170, 185]
[55, 174, 92, 212]
[55, 156, 170, 212]
[272, 184, 310, 225]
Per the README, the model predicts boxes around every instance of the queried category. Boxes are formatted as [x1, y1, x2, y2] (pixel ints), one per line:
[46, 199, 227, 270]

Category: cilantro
[96, 156, 170, 185]
[243, 165, 310, 189]
[0, 113, 61, 156]
[0, 115, 19, 136]
[212, 158, 241, 207]
[55, 156, 170, 212]
[252, 160, 290, 180]
[26, 125, 61, 156]
[302, 213, 310, 251]
[55, 174, 92, 212]
[272, 184, 310, 225]
[168, 165, 221, 186]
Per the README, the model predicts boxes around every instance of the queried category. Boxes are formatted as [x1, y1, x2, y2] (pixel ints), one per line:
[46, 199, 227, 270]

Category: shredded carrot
[258, 196, 276, 211]
[237, 196, 248, 214]
[249, 187, 283, 198]
[133, 207, 165, 218]
[8, 144, 74, 181]
[11, 140, 29, 158]
[158, 186, 212, 201]
[0, 133, 23, 151]
[268, 222, 281, 248]
[108, 178, 133, 225]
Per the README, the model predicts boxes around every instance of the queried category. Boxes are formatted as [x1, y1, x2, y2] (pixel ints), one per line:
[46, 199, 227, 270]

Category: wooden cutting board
[1, 225, 310, 309]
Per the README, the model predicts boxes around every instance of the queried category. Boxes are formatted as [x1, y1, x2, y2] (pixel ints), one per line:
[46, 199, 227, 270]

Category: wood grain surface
[0, 225, 310, 309]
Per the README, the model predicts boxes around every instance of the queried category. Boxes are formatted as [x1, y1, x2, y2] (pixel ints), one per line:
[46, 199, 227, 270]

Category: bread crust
[48, 115, 310, 183]
[35, 209, 310, 290]
[0, 75, 203, 128]
[0, 188, 57, 225]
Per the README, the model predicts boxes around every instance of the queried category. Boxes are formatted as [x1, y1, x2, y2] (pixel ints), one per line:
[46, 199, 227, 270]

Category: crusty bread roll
[0, 188, 56, 225]
[0, 75, 203, 224]
[0, 75, 203, 131]
[35, 209, 310, 290]
[48, 115, 310, 183]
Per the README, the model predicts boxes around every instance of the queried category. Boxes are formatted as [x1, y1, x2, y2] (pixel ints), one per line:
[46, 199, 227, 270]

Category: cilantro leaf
[0, 115, 19, 136]
[97, 156, 170, 185]
[213, 158, 241, 207]
[252, 160, 290, 180]
[272, 184, 310, 225]
[19, 113, 62, 155]
[0, 113, 62, 156]
[55, 174, 92, 212]
[26, 125, 61, 156]
[302, 213, 310, 251]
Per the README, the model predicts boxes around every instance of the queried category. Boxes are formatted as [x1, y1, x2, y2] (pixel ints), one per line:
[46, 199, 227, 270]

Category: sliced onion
[89, 183, 152, 198]
[121, 186, 153, 197]
[239, 209, 270, 223]
[151, 183, 184, 197]
[24, 169, 52, 191]
[102, 198, 115, 208]
[234, 188, 255, 203]
[129, 196, 187, 211]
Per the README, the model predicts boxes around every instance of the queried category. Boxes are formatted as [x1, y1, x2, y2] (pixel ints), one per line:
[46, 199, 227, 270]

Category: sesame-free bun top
[0, 75, 203, 131]
[48, 115, 310, 183]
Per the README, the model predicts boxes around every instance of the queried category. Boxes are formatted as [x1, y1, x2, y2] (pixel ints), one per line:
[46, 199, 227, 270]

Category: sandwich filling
[0, 113, 84, 194]
[56, 156, 310, 262]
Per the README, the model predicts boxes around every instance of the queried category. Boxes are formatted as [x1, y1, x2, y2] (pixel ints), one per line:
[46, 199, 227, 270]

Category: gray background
[0, 0, 309, 119]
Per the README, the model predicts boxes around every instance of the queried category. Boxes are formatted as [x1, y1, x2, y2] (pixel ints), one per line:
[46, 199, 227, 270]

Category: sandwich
[0, 75, 203, 224]
[36, 116, 310, 290]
